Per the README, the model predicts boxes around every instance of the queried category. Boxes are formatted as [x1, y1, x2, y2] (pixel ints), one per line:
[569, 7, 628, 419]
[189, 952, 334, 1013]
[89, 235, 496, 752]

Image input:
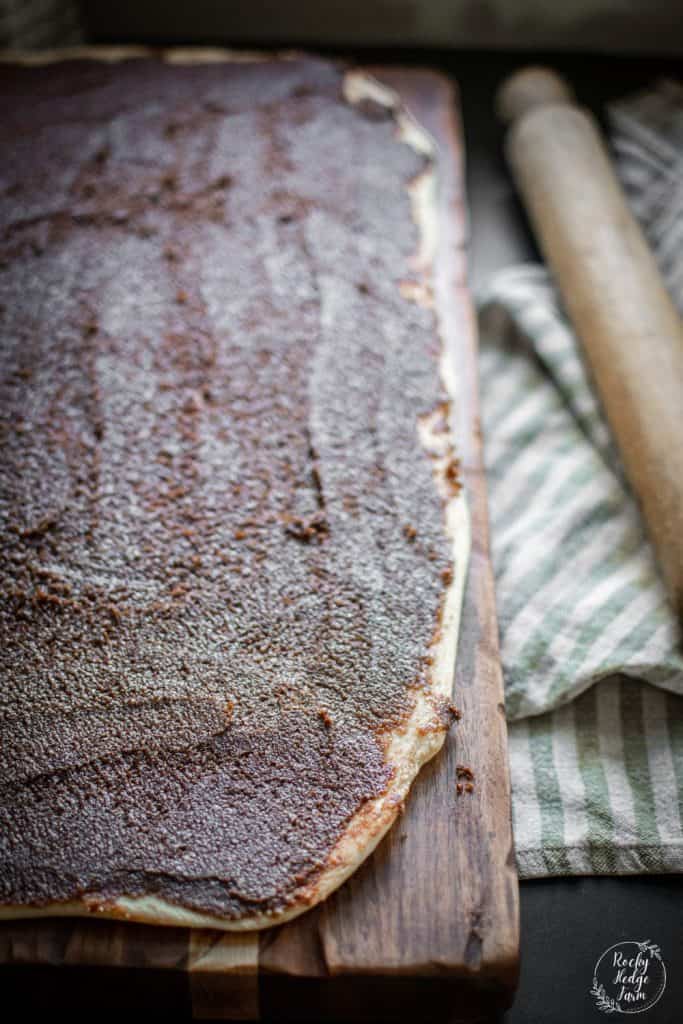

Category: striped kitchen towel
[478, 81, 683, 877]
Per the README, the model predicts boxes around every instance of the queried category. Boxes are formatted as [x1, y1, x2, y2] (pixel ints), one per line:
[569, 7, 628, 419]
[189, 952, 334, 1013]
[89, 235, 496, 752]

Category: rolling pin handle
[496, 67, 575, 124]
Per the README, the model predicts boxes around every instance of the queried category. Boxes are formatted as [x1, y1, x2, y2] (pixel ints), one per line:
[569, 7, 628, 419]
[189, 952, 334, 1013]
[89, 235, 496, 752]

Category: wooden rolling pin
[497, 67, 683, 625]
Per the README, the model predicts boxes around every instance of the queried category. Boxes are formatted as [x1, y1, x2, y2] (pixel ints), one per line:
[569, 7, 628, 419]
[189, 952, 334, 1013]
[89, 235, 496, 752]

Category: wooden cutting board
[0, 57, 519, 1020]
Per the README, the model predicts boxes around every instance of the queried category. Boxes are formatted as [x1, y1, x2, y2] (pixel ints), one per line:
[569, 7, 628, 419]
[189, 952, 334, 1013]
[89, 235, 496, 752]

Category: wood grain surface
[0, 56, 519, 1020]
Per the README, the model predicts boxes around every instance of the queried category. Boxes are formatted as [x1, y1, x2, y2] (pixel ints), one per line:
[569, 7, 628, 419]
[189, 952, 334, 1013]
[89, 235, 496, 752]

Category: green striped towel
[478, 82, 683, 877]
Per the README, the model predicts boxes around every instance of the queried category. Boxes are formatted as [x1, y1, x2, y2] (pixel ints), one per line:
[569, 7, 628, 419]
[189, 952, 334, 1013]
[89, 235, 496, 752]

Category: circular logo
[590, 940, 666, 1015]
